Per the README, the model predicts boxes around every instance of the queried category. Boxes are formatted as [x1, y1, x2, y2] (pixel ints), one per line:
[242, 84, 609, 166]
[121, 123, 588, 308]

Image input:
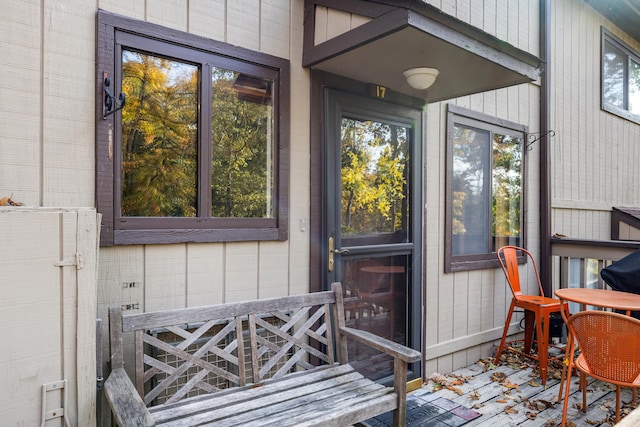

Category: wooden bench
[104, 282, 421, 426]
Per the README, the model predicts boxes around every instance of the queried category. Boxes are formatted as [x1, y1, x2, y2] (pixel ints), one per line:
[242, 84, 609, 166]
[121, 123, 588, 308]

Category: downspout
[539, 0, 552, 296]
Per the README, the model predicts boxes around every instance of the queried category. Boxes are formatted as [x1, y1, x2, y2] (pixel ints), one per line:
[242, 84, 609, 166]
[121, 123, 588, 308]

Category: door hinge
[54, 253, 84, 270]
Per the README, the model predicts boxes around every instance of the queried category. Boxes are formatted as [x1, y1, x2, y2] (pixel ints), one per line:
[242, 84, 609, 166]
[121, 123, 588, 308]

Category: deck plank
[419, 354, 638, 427]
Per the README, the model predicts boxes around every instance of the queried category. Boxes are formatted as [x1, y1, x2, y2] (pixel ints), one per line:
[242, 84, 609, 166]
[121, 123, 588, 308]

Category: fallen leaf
[529, 399, 554, 411]
[526, 411, 538, 419]
[496, 399, 508, 404]
[428, 373, 448, 384]
[478, 358, 496, 372]
[0, 195, 23, 206]
[502, 394, 520, 401]
[445, 385, 464, 396]
[504, 381, 520, 390]
[504, 406, 518, 414]
[469, 389, 480, 400]
[491, 372, 507, 383]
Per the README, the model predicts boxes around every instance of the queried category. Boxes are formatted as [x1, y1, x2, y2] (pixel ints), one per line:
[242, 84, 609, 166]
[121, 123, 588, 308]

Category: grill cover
[600, 249, 640, 318]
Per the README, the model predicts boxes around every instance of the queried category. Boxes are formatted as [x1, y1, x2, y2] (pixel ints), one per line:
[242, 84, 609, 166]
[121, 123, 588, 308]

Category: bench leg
[393, 358, 408, 427]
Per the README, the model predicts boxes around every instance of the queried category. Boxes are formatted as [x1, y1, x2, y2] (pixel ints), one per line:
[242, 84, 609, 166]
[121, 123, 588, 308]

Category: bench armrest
[338, 325, 421, 363]
[104, 368, 155, 427]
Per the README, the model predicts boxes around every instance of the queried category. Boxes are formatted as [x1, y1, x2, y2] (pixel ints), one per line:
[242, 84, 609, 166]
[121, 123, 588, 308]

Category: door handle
[328, 237, 350, 272]
[328, 237, 335, 272]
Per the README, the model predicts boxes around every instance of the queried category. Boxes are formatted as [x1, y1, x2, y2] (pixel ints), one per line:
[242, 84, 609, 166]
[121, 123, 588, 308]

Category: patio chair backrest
[496, 246, 545, 298]
[569, 310, 640, 384]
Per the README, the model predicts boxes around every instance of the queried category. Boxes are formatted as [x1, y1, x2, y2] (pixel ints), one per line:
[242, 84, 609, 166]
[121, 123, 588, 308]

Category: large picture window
[96, 10, 289, 246]
[445, 105, 526, 272]
[602, 29, 640, 124]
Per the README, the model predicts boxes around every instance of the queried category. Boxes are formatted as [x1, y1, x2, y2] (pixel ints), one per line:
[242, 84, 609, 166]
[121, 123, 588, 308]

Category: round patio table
[555, 287, 640, 315]
[359, 265, 405, 274]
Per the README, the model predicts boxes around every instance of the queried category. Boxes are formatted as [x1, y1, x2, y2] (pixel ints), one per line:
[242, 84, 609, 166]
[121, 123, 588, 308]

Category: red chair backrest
[496, 246, 545, 298]
[569, 310, 640, 384]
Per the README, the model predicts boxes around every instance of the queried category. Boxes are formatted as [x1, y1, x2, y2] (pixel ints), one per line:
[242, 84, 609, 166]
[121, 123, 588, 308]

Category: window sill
[106, 227, 287, 246]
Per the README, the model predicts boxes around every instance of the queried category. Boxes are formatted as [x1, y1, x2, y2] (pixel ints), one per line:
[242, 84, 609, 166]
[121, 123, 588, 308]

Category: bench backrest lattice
[110, 291, 337, 407]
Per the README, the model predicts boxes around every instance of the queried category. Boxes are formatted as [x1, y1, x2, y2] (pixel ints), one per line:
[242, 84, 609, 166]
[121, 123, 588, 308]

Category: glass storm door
[324, 90, 422, 381]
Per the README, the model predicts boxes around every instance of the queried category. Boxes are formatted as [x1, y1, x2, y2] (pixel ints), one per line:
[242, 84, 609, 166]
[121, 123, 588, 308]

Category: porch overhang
[303, 1, 541, 103]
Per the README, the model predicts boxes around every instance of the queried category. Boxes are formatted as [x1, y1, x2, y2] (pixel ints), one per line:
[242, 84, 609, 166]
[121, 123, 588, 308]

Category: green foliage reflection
[211, 69, 273, 218]
[341, 118, 409, 236]
[120, 51, 274, 219]
[121, 51, 198, 217]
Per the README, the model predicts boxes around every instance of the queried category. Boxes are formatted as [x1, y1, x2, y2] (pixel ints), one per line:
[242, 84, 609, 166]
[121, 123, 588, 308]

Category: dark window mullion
[624, 54, 630, 110]
[487, 130, 495, 252]
[199, 63, 213, 219]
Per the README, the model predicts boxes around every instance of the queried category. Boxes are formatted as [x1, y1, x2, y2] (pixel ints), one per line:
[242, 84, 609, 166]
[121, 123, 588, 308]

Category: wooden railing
[550, 237, 640, 292]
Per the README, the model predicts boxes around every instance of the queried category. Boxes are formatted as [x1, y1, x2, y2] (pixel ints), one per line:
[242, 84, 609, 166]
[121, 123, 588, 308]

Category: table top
[555, 288, 640, 311]
[360, 265, 405, 274]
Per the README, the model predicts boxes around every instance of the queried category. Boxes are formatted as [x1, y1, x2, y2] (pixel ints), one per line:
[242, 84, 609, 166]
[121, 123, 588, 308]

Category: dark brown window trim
[444, 104, 527, 273]
[96, 9, 290, 246]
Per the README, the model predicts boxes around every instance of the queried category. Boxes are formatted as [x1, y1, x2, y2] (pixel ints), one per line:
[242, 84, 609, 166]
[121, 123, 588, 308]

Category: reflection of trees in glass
[210, 68, 273, 218]
[603, 39, 640, 114]
[120, 51, 274, 219]
[604, 42, 625, 109]
[452, 123, 521, 255]
[452, 126, 486, 239]
[121, 50, 198, 217]
[629, 59, 640, 115]
[340, 118, 408, 236]
[492, 134, 521, 239]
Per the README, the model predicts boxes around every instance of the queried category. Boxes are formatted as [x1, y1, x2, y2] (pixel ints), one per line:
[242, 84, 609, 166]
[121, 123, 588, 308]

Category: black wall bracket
[525, 130, 555, 151]
[103, 71, 126, 119]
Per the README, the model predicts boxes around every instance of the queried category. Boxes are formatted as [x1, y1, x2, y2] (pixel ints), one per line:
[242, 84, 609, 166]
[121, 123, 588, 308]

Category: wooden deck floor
[415, 349, 638, 427]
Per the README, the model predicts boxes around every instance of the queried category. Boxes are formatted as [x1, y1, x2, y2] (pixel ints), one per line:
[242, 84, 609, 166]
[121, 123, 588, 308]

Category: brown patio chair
[494, 246, 569, 385]
[561, 310, 640, 425]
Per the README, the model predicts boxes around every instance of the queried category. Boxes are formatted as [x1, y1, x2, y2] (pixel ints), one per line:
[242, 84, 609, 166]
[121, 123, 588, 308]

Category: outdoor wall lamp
[403, 67, 439, 90]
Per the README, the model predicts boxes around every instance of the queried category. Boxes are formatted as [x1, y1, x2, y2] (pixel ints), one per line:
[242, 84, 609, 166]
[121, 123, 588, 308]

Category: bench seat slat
[156, 370, 393, 426]
[148, 365, 353, 414]
[151, 364, 359, 422]
[235, 394, 397, 427]
[216, 382, 393, 427]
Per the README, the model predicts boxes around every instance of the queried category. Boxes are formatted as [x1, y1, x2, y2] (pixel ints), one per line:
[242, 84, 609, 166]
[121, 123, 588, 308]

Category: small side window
[445, 104, 526, 272]
[601, 28, 640, 124]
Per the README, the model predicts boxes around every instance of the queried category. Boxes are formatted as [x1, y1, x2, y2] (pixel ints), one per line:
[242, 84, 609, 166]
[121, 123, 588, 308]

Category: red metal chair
[494, 246, 568, 385]
[561, 311, 640, 426]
